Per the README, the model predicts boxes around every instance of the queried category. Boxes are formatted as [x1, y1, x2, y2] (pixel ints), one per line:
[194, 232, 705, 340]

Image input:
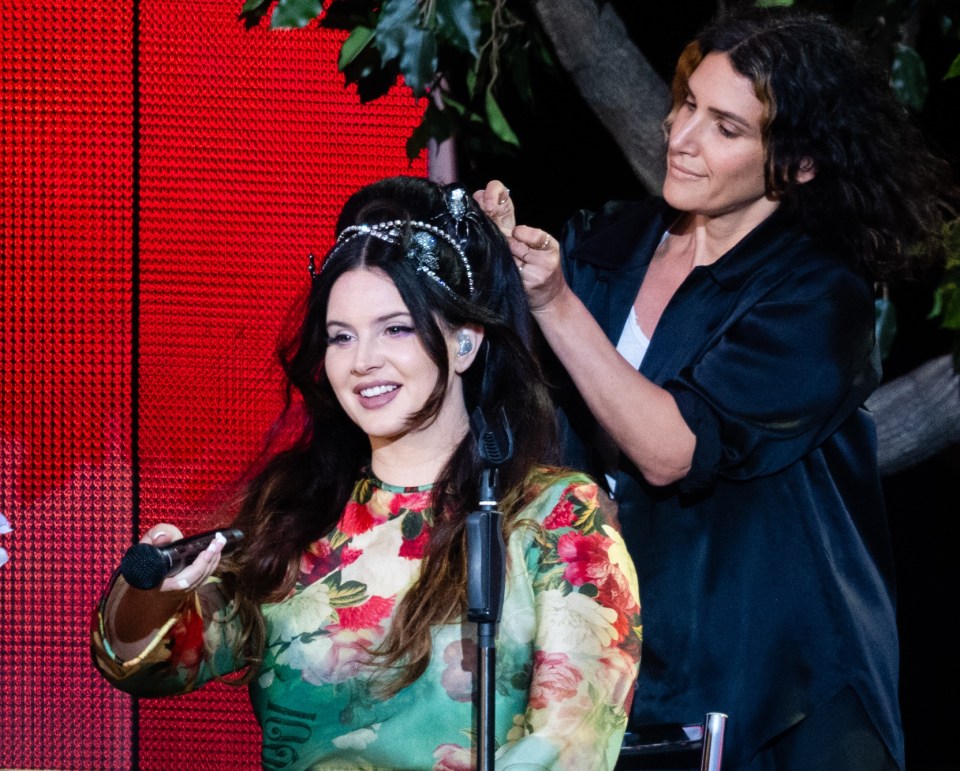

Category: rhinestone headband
[309, 219, 475, 298]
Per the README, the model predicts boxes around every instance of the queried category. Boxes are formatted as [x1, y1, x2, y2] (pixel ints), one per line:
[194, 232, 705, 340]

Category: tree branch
[867, 354, 960, 474]
[529, 0, 670, 193]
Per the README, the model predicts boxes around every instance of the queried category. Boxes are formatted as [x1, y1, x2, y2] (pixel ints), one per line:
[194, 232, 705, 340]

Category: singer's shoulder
[516, 466, 627, 555]
[520, 466, 604, 520]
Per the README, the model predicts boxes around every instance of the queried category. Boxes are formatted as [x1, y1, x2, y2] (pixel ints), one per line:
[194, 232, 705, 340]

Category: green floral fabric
[92, 467, 641, 770]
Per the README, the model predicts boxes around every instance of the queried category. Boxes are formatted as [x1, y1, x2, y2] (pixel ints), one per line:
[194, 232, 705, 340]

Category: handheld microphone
[119, 528, 244, 590]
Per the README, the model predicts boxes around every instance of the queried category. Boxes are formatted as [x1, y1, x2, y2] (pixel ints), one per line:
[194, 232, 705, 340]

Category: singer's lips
[359, 383, 398, 398]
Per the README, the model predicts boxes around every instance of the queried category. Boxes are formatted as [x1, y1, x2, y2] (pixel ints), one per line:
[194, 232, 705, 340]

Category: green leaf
[241, 0, 273, 16]
[239, 0, 276, 28]
[375, 0, 438, 97]
[932, 283, 960, 330]
[947, 53, 960, 81]
[890, 43, 928, 111]
[465, 67, 478, 101]
[321, 0, 377, 31]
[931, 219, 960, 331]
[484, 89, 519, 146]
[339, 25, 375, 69]
[439, 91, 467, 116]
[435, 0, 482, 56]
[338, 42, 398, 103]
[405, 99, 454, 160]
[754, 0, 794, 7]
[400, 511, 423, 540]
[406, 122, 433, 161]
[270, 0, 322, 29]
[944, 219, 960, 271]
[328, 580, 368, 606]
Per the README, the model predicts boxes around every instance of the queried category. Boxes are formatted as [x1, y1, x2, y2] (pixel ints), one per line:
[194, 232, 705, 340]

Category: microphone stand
[466, 407, 512, 771]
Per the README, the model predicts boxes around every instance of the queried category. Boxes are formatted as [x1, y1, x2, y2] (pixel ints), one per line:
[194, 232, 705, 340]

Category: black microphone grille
[119, 543, 167, 590]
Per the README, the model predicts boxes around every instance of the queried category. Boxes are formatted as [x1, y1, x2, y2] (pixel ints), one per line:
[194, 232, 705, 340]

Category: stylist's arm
[478, 181, 695, 487]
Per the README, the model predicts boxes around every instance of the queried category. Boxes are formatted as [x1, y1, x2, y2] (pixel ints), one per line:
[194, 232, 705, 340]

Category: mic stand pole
[467, 407, 512, 771]
[466, 466, 505, 771]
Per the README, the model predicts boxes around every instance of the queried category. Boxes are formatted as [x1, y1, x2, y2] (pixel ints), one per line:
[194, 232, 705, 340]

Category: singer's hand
[104, 523, 227, 661]
[473, 180, 515, 238]
[142, 523, 226, 593]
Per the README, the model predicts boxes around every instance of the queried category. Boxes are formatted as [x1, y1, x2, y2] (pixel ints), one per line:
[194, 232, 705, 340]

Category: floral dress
[92, 467, 642, 770]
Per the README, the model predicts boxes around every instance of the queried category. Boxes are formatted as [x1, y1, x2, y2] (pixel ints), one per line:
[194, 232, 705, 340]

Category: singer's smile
[324, 267, 472, 460]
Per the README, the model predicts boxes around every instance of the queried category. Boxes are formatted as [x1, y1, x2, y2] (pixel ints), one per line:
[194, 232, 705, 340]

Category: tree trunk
[531, 2, 960, 474]
[867, 354, 960, 475]
[529, 0, 669, 194]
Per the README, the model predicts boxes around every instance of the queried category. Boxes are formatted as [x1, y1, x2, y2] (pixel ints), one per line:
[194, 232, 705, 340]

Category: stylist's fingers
[472, 179, 511, 211]
[510, 225, 565, 312]
[473, 180, 515, 235]
[511, 225, 557, 263]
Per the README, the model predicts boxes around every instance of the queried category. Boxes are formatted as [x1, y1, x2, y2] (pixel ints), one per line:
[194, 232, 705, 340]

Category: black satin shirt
[551, 197, 904, 769]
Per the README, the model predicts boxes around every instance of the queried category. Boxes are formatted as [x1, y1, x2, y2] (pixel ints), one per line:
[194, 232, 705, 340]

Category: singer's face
[324, 268, 468, 452]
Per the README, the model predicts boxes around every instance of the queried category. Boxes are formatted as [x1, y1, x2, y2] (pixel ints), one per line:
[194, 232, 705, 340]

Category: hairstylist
[477, 7, 954, 770]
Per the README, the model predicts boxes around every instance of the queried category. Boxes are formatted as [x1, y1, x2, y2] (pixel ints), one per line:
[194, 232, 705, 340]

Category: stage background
[0, 0, 426, 767]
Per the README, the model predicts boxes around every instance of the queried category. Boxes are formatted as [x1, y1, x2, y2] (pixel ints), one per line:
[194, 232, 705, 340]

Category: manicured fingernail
[176, 578, 189, 590]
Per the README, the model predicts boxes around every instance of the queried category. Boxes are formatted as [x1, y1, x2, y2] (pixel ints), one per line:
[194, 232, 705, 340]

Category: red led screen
[1, 0, 427, 767]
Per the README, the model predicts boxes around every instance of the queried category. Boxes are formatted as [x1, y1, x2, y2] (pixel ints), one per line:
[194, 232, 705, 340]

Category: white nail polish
[176, 578, 189, 590]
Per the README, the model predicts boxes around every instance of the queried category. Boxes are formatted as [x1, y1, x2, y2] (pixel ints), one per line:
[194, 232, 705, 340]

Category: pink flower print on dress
[388, 489, 433, 515]
[528, 650, 584, 710]
[432, 743, 474, 771]
[440, 638, 477, 702]
[335, 595, 394, 632]
[339, 500, 387, 536]
[542, 495, 576, 530]
[556, 531, 611, 587]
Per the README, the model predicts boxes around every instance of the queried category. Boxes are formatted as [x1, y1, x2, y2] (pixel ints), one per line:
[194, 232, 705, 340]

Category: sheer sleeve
[498, 472, 642, 770]
[90, 572, 245, 697]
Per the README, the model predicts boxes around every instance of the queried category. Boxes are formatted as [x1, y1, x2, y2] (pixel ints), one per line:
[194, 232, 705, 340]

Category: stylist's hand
[510, 225, 567, 313]
[473, 179, 515, 238]
[140, 523, 226, 593]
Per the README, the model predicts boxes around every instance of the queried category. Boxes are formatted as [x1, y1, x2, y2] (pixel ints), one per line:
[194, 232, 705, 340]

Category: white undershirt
[615, 308, 650, 371]
[603, 311, 650, 493]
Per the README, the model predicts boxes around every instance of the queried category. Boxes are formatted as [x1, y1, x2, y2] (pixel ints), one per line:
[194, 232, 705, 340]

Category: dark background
[461, 3, 960, 768]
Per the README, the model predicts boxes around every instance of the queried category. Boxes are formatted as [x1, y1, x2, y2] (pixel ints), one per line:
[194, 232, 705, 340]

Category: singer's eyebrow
[325, 311, 413, 330]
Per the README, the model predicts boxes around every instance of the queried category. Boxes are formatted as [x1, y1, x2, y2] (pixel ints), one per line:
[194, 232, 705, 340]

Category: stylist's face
[324, 268, 465, 447]
[663, 52, 776, 225]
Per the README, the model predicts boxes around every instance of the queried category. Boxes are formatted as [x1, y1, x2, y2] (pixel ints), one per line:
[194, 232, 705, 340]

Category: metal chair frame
[618, 712, 727, 771]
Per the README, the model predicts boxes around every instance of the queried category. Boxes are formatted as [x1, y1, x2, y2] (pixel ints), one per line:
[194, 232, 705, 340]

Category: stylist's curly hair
[670, 5, 956, 281]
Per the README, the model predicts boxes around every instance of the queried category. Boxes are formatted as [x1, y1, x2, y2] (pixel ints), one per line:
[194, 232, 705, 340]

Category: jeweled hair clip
[438, 186, 483, 252]
[310, 219, 475, 298]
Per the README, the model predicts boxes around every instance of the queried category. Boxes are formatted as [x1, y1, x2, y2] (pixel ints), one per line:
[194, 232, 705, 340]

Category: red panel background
[1, 2, 136, 768]
[1, 0, 426, 767]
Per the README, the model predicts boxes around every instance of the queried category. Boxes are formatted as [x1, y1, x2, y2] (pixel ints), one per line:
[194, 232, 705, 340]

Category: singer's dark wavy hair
[667, 5, 956, 281]
[215, 175, 560, 693]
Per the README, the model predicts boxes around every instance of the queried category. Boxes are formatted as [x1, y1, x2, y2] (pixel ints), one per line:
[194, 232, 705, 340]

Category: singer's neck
[369, 421, 468, 489]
